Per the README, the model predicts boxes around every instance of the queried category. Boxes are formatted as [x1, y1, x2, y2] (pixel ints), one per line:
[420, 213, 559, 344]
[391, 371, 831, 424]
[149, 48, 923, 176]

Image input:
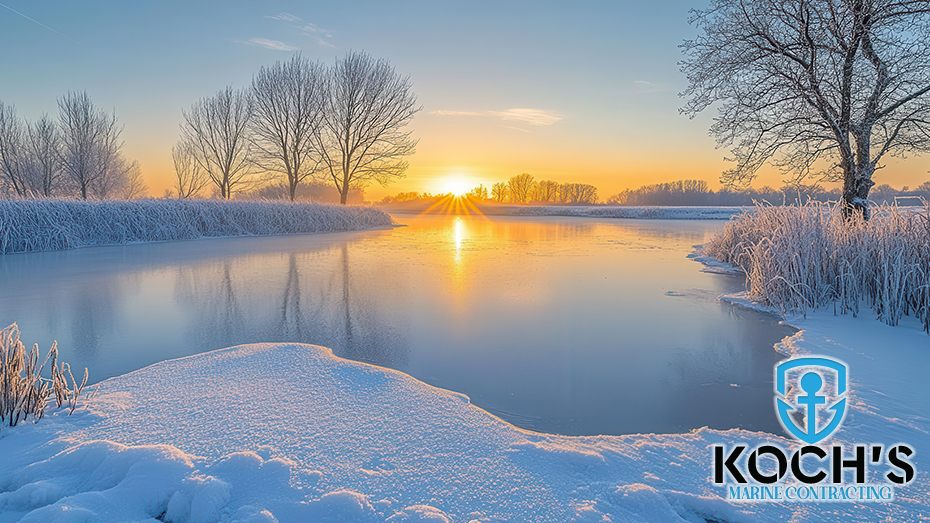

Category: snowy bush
[0, 198, 393, 254]
[1, 323, 88, 428]
[705, 202, 930, 332]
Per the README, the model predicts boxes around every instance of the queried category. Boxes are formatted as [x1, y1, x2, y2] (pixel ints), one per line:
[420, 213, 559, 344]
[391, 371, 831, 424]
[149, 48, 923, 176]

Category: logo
[774, 356, 848, 444]
[711, 355, 917, 503]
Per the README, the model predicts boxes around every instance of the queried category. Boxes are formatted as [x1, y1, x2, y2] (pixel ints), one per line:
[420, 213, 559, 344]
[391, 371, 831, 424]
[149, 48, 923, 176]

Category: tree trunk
[841, 166, 874, 220]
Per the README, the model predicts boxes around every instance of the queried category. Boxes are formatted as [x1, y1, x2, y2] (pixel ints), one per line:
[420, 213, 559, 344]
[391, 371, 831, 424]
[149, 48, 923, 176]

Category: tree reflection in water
[173, 241, 409, 369]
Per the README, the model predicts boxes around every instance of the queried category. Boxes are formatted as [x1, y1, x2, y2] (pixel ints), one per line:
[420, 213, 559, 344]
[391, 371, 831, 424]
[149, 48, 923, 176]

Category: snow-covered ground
[0, 255, 927, 522]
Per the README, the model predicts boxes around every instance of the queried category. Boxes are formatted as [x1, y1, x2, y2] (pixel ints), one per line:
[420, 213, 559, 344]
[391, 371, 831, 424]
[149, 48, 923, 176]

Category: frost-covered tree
[58, 91, 124, 200]
[25, 115, 63, 197]
[171, 140, 210, 199]
[121, 159, 148, 199]
[681, 0, 930, 217]
[316, 51, 420, 205]
[251, 54, 327, 201]
[181, 86, 254, 199]
[0, 101, 30, 197]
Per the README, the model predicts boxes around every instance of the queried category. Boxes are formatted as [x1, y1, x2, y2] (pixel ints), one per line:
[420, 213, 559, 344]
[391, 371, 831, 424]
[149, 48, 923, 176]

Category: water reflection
[0, 216, 795, 436]
[170, 245, 409, 369]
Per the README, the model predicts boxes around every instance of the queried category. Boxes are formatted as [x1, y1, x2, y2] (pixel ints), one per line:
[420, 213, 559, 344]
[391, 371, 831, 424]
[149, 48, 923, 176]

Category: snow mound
[0, 329, 926, 521]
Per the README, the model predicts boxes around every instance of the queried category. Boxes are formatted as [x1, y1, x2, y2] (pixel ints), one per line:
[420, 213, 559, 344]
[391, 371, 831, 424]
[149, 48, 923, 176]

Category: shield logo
[774, 356, 848, 445]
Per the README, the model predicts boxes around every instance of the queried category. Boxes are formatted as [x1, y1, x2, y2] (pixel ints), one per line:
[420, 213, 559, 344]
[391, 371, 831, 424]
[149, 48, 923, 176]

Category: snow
[0, 199, 393, 254]
[1, 245, 928, 521]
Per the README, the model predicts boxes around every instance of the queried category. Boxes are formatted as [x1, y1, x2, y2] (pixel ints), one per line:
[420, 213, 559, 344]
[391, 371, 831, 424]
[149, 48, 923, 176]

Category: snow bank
[1, 317, 926, 522]
[0, 199, 393, 254]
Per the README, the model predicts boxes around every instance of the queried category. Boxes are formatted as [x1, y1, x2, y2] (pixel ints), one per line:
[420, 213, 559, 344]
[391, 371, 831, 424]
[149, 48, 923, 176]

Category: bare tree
[0, 101, 29, 196]
[491, 181, 509, 202]
[172, 140, 210, 198]
[681, 0, 930, 216]
[557, 183, 598, 204]
[535, 179, 559, 202]
[121, 159, 148, 199]
[317, 51, 420, 204]
[251, 54, 327, 201]
[465, 184, 488, 200]
[58, 91, 123, 200]
[25, 114, 63, 197]
[507, 173, 536, 203]
[181, 86, 253, 199]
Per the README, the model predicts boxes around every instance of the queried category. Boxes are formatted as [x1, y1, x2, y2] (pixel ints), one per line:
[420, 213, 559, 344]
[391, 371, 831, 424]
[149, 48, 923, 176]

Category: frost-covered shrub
[0, 324, 88, 428]
[705, 202, 930, 332]
[0, 199, 393, 254]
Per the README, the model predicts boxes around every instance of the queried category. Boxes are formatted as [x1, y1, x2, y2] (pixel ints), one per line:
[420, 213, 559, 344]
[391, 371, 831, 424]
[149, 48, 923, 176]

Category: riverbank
[378, 198, 753, 220]
[0, 199, 393, 254]
[0, 301, 926, 522]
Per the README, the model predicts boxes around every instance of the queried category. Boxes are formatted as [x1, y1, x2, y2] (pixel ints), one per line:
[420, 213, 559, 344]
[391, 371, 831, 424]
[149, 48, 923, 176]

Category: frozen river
[0, 214, 795, 436]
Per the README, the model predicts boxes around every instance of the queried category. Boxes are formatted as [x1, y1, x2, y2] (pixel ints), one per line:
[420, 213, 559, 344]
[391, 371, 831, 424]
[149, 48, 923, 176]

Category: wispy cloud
[299, 23, 335, 48]
[633, 80, 671, 93]
[0, 2, 80, 44]
[247, 38, 299, 51]
[262, 14, 335, 49]
[431, 108, 563, 127]
[488, 108, 562, 126]
[430, 110, 484, 117]
[301, 23, 333, 37]
[265, 12, 301, 22]
[503, 126, 533, 133]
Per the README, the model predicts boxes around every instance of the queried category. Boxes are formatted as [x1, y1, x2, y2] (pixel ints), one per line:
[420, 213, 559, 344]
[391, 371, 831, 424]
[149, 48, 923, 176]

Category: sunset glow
[0, 2, 927, 200]
[442, 178, 471, 197]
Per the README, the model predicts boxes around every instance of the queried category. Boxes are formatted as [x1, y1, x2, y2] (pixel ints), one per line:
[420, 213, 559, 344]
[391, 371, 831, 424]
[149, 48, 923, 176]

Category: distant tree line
[174, 51, 419, 204]
[607, 179, 930, 206]
[0, 92, 147, 200]
[489, 173, 598, 204]
[377, 173, 599, 206]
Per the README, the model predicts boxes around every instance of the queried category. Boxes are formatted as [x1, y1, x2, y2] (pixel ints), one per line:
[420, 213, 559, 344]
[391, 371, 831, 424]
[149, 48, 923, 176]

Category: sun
[443, 178, 471, 197]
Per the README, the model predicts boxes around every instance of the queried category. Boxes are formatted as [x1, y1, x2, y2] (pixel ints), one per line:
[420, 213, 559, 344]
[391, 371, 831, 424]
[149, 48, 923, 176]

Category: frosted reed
[705, 202, 930, 333]
[0, 199, 393, 254]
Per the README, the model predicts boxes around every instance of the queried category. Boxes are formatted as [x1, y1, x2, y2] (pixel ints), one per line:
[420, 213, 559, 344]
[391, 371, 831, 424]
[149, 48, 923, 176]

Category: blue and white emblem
[774, 356, 848, 445]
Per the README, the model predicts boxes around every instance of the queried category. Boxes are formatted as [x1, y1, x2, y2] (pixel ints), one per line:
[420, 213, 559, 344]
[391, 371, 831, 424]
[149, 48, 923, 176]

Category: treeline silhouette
[378, 173, 599, 205]
[607, 180, 930, 206]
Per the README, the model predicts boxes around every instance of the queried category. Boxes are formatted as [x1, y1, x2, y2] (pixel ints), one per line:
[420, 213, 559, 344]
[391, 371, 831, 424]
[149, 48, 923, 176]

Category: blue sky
[1, 1, 927, 198]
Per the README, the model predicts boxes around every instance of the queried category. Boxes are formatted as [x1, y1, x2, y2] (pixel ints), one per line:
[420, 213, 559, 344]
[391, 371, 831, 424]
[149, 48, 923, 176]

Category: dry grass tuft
[705, 201, 930, 333]
[1, 323, 89, 429]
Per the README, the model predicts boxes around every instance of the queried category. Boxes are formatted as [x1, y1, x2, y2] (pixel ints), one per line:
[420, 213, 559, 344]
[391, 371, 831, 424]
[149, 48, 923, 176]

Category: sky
[1, 0, 928, 201]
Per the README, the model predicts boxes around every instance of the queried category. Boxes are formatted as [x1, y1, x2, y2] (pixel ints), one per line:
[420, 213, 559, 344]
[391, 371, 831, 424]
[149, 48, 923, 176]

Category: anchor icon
[774, 357, 848, 445]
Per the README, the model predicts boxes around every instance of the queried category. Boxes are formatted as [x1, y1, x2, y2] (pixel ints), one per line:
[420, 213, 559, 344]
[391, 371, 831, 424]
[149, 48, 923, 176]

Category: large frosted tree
[681, 0, 930, 216]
